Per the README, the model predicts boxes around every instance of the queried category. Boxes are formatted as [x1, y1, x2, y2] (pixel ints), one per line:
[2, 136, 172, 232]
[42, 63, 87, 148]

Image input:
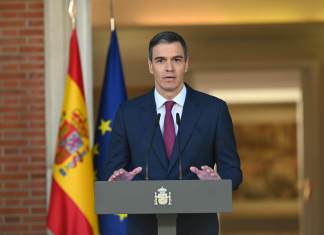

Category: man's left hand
[190, 165, 221, 181]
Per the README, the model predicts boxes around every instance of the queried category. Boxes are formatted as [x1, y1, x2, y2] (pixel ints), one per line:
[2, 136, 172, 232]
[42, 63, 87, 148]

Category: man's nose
[165, 60, 174, 71]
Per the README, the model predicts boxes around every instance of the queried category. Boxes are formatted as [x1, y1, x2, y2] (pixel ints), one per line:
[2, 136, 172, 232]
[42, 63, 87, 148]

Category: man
[104, 31, 242, 235]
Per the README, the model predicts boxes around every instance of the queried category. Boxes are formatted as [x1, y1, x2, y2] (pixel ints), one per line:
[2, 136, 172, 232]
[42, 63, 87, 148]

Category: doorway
[191, 67, 302, 235]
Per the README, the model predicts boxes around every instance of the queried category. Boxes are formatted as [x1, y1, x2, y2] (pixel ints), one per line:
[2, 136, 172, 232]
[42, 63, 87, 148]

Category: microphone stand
[176, 113, 182, 180]
[145, 113, 161, 180]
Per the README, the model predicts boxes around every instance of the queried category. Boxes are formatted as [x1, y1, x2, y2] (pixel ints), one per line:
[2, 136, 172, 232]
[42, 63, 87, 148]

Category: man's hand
[108, 167, 142, 182]
[190, 165, 221, 181]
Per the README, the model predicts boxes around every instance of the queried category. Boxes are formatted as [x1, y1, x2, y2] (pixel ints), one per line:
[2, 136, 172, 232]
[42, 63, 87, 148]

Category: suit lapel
[168, 86, 201, 172]
[139, 90, 169, 170]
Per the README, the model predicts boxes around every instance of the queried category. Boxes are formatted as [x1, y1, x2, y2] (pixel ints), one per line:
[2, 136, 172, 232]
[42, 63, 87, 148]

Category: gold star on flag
[98, 119, 112, 135]
[92, 144, 99, 156]
[118, 214, 128, 221]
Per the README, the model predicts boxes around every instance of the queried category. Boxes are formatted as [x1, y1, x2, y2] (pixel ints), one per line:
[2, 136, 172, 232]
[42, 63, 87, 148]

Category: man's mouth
[163, 76, 176, 79]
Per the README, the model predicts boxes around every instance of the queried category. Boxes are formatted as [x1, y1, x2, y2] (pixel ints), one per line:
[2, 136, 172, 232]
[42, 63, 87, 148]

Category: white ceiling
[92, 0, 324, 27]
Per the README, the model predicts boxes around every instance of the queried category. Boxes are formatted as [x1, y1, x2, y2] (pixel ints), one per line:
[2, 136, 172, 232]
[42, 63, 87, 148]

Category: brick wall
[0, 1, 46, 234]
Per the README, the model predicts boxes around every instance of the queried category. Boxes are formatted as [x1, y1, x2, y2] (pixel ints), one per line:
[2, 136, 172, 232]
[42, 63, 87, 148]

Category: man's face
[148, 42, 188, 97]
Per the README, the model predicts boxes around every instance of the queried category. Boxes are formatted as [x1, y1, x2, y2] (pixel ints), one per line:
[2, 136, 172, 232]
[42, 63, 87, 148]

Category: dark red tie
[164, 101, 175, 160]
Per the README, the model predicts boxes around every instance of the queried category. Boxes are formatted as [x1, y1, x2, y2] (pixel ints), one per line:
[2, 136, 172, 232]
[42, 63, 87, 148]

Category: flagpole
[110, 0, 115, 31]
[69, 0, 76, 29]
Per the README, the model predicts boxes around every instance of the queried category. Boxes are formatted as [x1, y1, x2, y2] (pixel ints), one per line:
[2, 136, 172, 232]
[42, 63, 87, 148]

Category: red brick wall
[0, 1, 46, 234]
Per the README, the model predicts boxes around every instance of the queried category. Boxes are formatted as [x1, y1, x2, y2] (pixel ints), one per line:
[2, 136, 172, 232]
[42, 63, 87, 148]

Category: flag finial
[110, 0, 115, 31]
[110, 18, 115, 31]
[69, 0, 76, 29]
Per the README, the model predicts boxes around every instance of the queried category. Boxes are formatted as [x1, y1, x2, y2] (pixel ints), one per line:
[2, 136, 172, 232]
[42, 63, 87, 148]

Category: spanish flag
[47, 29, 99, 235]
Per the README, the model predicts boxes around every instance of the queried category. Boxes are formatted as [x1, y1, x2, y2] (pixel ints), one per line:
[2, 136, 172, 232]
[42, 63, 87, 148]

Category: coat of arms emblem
[154, 186, 172, 206]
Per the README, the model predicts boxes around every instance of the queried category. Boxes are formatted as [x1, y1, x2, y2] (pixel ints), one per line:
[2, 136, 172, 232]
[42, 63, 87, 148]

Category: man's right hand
[108, 167, 142, 182]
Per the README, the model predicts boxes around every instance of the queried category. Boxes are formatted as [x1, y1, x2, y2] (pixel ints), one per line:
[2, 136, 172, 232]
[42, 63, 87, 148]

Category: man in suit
[104, 31, 242, 235]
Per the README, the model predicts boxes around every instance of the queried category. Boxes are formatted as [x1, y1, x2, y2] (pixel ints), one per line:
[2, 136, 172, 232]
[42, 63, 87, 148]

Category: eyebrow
[153, 55, 184, 61]
[173, 55, 184, 59]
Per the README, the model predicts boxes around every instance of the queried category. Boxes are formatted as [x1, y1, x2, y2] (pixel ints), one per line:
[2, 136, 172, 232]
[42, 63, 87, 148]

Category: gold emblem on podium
[154, 186, 172, 206]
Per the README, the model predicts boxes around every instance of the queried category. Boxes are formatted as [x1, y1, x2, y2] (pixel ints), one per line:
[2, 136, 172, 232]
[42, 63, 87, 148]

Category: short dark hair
[148, 31, 188, 61]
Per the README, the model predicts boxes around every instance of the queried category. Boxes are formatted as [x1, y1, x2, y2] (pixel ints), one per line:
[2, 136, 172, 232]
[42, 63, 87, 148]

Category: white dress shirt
[154, 85, 187, 135]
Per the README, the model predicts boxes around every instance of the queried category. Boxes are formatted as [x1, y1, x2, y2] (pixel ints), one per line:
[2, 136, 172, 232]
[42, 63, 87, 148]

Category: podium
[95, 180, 232, 235]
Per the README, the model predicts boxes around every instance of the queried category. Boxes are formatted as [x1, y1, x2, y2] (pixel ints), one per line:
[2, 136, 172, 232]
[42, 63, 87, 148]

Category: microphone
[145, 113, 161, 180]
[176, 113, 183, 180]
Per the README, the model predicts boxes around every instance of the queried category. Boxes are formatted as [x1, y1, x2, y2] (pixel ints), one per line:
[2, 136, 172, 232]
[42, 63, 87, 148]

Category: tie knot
[165, 101, 175, 113]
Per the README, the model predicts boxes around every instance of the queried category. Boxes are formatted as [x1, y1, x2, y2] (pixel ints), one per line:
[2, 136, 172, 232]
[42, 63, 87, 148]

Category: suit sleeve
[215, 101, 243, 190]
[103, 104, 130, 180]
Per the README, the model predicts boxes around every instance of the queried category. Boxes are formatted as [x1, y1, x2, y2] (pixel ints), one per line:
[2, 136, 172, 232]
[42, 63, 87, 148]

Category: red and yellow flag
[47, 29, 99, 235]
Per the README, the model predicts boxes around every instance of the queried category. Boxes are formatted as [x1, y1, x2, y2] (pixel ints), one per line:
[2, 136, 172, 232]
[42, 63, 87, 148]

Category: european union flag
[94, 30, 127, 235]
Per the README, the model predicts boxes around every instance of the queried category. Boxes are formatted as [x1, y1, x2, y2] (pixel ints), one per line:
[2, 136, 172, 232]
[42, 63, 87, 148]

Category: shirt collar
[154, 84, 187, 109]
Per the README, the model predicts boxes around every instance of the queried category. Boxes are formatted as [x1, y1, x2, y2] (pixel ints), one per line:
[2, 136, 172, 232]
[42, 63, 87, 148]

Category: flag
[47, 29, 99, 235]
[93, 30, 128, 234]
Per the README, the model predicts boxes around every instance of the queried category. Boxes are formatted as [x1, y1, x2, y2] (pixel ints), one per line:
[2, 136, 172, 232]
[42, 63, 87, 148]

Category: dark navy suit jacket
[104, 85, 242, 235]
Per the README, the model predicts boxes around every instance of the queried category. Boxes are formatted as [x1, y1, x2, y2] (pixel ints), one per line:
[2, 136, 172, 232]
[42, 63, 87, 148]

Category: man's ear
[185, 57, 189, 72]
[148, 59, 153, 74]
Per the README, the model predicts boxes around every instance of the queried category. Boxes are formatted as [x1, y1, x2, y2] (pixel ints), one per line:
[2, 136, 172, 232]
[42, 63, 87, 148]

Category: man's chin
[161, 85, 178, 92]
[155, 81, 184, 94]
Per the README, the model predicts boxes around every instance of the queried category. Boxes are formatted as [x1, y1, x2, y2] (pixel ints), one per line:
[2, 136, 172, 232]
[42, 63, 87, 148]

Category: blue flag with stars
[93, 30, 127, 235]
